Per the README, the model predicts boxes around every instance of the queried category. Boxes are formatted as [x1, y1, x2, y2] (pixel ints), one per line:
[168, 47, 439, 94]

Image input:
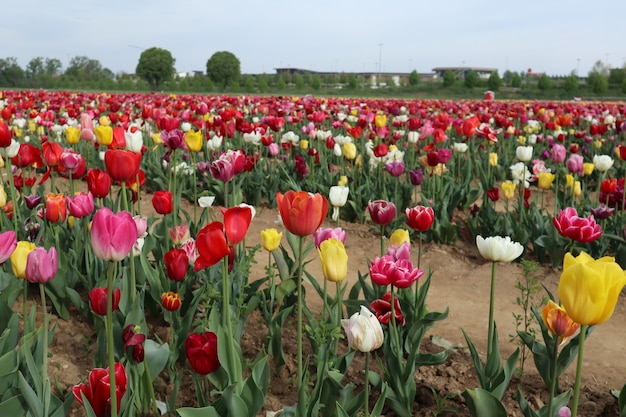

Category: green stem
[379, 225, 385, 258]
[364, 351, 370, 417]
[414, 232, 423, 315]
[143, 360, 159, 414]
[571, 325, 588, 417]
[106, 262, 118, 417]
[3, 149, 20, 231]
[222, 255, 240, 386]
[487, 261, 496, 358]
[192, 153, 198, 226]
[296, 235, 305, 391]
[22, 279, 29, 333]
[546, 337, 560, 417]
[39, 283, 49, 392]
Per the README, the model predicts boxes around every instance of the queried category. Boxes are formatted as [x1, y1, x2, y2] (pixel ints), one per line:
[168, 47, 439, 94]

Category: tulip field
[1, 89, 626, 417]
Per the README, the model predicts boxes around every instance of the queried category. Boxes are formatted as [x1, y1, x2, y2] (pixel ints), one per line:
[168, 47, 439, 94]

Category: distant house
[274, 67, 413, 87]
[432, 67, 498, 80]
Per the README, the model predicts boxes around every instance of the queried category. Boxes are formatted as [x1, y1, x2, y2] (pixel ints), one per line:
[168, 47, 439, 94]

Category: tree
[587, 71, 608, 94]
[26, 57, 45, 79]
[464, 70, 479, 88]
[487, 71, 502, 91]
[537, 74, 552, 90]
[44, 58, 63, 76]
[608, 68, 625, 86]
[310, 75, 321, 90]
[0, 57, 25, 87]
[346, 73, 358, 89]
[510, 73, 522, 88]
[408, 70, 420, 87]
[135, 47, 176, 90]
[206, 51, 241, 90]
[442, 70, 456, 87]
[563, 72, 579, 93]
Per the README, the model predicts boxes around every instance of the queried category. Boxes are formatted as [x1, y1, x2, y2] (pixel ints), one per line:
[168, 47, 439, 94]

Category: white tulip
[453, 142, 468, 153]
[198, 196, 216, 208]
[593, 154, 614, 172]
[329, 186, 349, 208]
[476, 235, 524, 263]
[341, 305, 384, 352]
[516, 145, 533, 162]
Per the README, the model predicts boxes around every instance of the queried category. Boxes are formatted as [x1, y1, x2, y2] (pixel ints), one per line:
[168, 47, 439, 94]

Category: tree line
[1, 49, 624, 99]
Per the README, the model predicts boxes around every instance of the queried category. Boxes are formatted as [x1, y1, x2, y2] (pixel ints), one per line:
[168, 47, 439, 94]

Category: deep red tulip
[104, 149, 142, 182]
[185, 332, 220, 375]
[122, 324, 145, 363]
[86, 169, 112, 199]
[12, 143, 44, 168]
[406, 205, 435, 232]
[152, 190, 173, 215]
[89, 287, 121, 316]
[164, 248, 189, 282]
[370, 292, 405, 326]
[276, 190, 329, 236]
[0, 120, 11, 147]
[72, 362, 127, 417]
[486, 187, 500, 202]
[367, 200, 396, 226]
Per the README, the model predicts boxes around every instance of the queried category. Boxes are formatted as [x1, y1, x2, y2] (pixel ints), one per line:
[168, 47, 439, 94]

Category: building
[431, 67, 498, 80]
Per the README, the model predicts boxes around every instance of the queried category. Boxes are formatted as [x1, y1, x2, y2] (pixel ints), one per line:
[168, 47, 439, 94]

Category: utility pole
[378, 43, 383, 86]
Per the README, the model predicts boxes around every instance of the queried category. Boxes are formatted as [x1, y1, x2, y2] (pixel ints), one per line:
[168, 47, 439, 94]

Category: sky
[3, 0, 625, 78]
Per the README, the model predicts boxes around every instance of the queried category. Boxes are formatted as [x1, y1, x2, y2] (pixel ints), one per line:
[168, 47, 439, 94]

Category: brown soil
[24, 190, 625, 416]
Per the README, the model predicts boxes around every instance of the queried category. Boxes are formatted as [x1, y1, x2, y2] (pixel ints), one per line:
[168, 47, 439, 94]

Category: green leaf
[177, 405, 221, 417]
[0, 393, 28, 417]
[619, 382, 626, 416]
[462, 388, 508, 417]
[18, 371, 43, 417]
[222, 383, 249, 416]
[144, 340, 169, 381]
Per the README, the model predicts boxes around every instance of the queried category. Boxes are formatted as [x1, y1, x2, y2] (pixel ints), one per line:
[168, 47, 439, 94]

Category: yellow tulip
[389, 144, 398, 153]
[337, 175, 348, 186]
[582, 162, 595, 176]
[354, 154, 363, 168]
[537, 172, 555, 190]
[489, 152, 498, 167]
[0, 154, 4, 168]
[389, 229, 410, 246]
[565, 174, 574, 189]
[10, 241, 36, 278]
[558, 251, 626, 325]
[594, 139, 603, 149]
[516, 136, 526, 145]
[184, 130, 203, 152]
[374, 114, 387, 128]
[319, 238, 348, 282]
[94, 125, 113, 146]
[99, 115, 111, 127]
[28, 120, 37, 133]
[12, 127, 23, 138]
[260, 228, 282, 252]
[501, 181, 516, 200]
[342, 143, 357, 160]
[0, 185, 6, 207]
[573, 181, 581, 197]
[151, 132, 163, 145]
[299, 140, 309, 150]
[65, 126, 80, 145]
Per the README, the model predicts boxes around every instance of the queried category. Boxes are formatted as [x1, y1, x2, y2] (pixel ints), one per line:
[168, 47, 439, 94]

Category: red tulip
[276, 190, 329, 236]
[152, 190, 173, 215]
[58, 149, 87, 179]
[89, 287, 121, 316]
[86, 169, 112, 199]
[486, 187, 500, 202]
[0, 120, 11, 147]
[367, 200, 396, 226]
[222, 206, 252, 245]
[122, 324, 145, 363]
[104, 149, 142, 182]
[185, 332, 220, 375]
[405, 205, 435, 232]
[370, 292, 405, 326]
[12, 143, 44, 168]
[164, 248, 189, 281]
[194, 222, 230, 271]
[42, 141, 64, 168]
[72, 362, 127, 417]
[161, 291, 182, 311]
[45, 193, 67, 223]
[90, 207, 138, 262]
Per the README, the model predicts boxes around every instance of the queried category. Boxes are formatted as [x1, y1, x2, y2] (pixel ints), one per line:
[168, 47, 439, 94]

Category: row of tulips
[0, 89, 626, 416]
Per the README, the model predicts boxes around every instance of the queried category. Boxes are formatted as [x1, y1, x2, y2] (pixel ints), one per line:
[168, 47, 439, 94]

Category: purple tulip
[384, 160, 405, 177]
[25, 246, 58, 283]
[409, 168, 424, 186]
[91, 207, 138, 262]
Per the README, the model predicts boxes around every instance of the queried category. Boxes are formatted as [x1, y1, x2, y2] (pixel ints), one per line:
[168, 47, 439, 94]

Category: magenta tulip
[25, 247, 58, 283]
[90, 207, 138, 262]
[0, 230, 17, 264]
[67, 191, 95, 218]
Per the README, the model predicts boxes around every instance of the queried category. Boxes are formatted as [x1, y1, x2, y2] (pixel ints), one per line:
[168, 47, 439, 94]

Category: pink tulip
[313, 227, 346, 249]
[25, 247, 58, 283]
[551, 144, 566, 163]
[566, 154, 583, 174]
[552, 207, 602, 243]
[0, 230, 17, 264]
[91, 207, 138, 262]
[80, 113, 94, 141]
[67, 191, 95, 218]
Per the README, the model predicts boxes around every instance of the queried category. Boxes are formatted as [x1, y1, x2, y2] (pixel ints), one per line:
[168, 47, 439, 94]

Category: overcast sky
[3, 0, 624, 77]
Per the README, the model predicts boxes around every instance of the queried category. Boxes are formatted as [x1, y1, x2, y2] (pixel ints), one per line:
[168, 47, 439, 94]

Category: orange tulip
[45, 193, 67, 223]
[276, 190, 328, 236]
[541, 300, 580, 345]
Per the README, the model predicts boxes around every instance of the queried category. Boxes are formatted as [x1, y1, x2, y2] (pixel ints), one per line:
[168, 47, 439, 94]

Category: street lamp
[378, 43, 383, 86]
